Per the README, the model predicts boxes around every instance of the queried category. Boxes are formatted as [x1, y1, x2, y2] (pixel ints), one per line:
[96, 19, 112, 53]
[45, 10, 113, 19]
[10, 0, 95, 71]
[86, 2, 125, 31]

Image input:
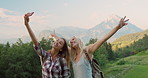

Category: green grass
[116, 50, 148, 65]
[104, 65, 132, 78]
[104, 50, 148, 78]
[121, 65, 148, 78]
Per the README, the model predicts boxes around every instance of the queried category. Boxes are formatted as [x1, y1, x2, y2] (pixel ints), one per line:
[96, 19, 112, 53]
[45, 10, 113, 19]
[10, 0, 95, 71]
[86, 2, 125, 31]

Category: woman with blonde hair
[69, 16, 129, 78]
[51, 16, 129, 78]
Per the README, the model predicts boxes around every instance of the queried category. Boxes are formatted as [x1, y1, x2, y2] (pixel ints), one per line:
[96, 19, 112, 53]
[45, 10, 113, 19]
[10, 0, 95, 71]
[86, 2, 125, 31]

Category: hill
[104, 50, 148, 78]
[112, 29, 148, 50]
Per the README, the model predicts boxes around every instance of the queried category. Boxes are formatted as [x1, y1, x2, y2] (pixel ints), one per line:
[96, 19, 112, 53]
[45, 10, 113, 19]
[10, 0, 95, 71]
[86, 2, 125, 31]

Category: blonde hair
[70, 38, 84, 62]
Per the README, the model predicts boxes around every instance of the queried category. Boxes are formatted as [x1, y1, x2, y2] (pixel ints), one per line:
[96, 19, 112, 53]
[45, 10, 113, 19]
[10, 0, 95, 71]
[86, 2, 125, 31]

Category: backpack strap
[83, 49, 92, 64]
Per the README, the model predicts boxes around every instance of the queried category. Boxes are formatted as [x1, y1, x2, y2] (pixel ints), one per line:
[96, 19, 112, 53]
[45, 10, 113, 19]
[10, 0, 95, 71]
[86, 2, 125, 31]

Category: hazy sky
[0, 0, 148, 40]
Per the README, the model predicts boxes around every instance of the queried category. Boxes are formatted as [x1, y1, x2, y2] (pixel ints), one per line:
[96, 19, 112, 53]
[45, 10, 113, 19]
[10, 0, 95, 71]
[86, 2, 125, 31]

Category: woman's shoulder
[46, 50, 52, 56]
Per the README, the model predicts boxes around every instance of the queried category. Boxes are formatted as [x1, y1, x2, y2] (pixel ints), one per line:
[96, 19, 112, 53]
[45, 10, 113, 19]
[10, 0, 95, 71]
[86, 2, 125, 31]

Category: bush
[117, 59, 126, 65]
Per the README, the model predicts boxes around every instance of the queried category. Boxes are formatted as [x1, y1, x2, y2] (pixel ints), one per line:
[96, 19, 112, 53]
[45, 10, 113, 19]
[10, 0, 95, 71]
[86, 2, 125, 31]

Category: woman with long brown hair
[48, 16, 129, 78]
[24, 12, 71, 78]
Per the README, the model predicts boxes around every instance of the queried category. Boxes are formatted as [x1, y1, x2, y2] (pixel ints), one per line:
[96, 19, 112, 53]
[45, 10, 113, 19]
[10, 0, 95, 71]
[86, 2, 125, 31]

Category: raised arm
[87, 16, 129, 53]
[24, 12, 38, 46]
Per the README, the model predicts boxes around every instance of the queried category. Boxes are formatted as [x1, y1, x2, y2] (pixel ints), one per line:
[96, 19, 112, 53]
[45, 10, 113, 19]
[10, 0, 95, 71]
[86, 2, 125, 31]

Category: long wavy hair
[58, 38, 70, 67]
[70, 38, 84, 62]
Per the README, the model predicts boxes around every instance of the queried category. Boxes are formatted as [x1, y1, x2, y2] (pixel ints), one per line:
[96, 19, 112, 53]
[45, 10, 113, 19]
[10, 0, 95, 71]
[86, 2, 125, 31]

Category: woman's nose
[70, 41, 73, 44]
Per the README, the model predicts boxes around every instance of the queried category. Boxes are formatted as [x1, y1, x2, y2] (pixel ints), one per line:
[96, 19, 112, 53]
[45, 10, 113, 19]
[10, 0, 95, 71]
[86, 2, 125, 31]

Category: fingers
[31, 12, 34, 15]
[26, 13, 32, 16]
[125, 23, 128, 25]
[122, 16, 129, 22]
[120, 18, 123, 22]
[25, 12, 34, 17]
[24, 12, 34, 21]
[123, 16, 126, 20]
[124, 19, 129, 22]
[121, 16, 129, 22]
[28, 12, 34, 16]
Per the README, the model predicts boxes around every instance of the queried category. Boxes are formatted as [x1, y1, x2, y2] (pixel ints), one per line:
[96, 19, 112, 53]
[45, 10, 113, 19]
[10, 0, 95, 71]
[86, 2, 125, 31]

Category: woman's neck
[75, 47, 81, 55]
[51, 48, 59, 58]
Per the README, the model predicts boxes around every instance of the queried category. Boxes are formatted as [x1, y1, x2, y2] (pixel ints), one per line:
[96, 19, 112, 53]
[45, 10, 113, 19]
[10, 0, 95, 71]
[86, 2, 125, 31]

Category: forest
[0, 35, 148, 78]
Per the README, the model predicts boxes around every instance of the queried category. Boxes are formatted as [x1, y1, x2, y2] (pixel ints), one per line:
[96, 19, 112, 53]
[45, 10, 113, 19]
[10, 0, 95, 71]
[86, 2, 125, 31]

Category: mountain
[69, 15, 142, 43]
[34, 15, 144, 43]
[83, 15, 142, 42]
[111, 29, 148, 50]
[0, 15, 144, 44]
[38, 30, 63, 41]
[55, 26, 87, 39]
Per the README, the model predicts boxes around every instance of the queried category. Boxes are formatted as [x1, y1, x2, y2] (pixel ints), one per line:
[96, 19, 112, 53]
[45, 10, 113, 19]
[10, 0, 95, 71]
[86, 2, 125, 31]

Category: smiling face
[52, 38, 65, 50]
[69, 37, 84, 62]
[70, 36, 79, 48]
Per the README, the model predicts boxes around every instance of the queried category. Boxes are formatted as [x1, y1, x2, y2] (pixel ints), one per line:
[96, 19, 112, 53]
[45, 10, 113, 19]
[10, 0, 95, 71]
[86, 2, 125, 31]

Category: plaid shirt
[34, 43, 71, 78]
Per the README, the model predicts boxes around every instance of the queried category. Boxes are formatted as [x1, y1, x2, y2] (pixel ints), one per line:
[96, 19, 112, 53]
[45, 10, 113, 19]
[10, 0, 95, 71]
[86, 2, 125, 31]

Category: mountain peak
[104, 15, 121, 22]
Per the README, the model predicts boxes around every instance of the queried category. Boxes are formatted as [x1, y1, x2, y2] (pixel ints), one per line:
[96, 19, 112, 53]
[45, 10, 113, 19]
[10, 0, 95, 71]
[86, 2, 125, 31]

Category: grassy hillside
[104, 50, 148, 78]
[121, 65, 148, 78]
[111, 29, 148, 50]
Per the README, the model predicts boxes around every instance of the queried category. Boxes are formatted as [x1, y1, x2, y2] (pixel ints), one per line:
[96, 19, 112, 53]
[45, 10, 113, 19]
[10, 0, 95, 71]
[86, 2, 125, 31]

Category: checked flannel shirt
[34, 43, 71, 78]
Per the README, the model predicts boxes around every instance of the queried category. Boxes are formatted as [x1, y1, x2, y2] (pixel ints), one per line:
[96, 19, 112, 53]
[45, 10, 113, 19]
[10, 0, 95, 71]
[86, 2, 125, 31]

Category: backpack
[84, 49, 104, 78]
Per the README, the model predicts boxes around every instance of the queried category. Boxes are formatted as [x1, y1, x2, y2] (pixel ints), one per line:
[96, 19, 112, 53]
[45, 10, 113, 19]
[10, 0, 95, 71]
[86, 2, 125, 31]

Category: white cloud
[0, 8, 58, 41]
[0, 8, 57, 27]
[0, 8, 22, 27]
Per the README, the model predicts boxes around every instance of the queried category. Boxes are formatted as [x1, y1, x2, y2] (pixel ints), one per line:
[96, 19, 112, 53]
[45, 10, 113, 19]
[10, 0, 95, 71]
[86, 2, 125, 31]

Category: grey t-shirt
[72, 53, 92, 78]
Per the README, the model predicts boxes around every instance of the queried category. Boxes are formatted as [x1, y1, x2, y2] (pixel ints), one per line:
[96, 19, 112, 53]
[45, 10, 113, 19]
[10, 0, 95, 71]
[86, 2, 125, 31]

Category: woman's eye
[59, 42, 62, 44]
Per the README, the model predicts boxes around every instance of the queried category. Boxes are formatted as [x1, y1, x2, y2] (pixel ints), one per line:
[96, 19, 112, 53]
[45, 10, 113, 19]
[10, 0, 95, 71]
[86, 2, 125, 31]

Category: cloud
[0, 8, 57, 28]
[0, 8, 58, 40]
[0, 8, 18, 17]
[0, 8, 22, 27]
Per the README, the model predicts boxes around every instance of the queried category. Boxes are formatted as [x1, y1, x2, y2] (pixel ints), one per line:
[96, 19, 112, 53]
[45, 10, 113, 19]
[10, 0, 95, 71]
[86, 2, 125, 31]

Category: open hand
[118, 16, 129, 29]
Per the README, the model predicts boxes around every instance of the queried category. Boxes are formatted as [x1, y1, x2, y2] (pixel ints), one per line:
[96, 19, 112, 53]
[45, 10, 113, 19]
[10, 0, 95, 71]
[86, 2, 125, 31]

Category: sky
[0, 0, 148, 41]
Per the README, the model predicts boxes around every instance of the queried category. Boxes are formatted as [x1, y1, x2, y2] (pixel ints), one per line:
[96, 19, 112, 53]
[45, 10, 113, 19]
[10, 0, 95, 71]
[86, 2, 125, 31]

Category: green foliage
[104, 50, 148, 78]
[112, 29, 148, 50]
[86, 38, 115, 67]
[121, 65, 148, 78]
[114, 34, 148, 58]
[85, 38, 97, 46]
[104, 42, 115, 60]
[0, 38, 52, 78]
[86, 33, 148, 78]
[0, 33, 147, 78]
[104, 65, 132, 78]
[117, 50, 148, 65]
[40, 37, 52, 50]
[116, 59, 126, 65]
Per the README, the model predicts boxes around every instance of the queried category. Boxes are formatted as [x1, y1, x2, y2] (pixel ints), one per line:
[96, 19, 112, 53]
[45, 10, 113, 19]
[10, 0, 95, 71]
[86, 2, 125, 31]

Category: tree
[104, 42, 115, 60]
